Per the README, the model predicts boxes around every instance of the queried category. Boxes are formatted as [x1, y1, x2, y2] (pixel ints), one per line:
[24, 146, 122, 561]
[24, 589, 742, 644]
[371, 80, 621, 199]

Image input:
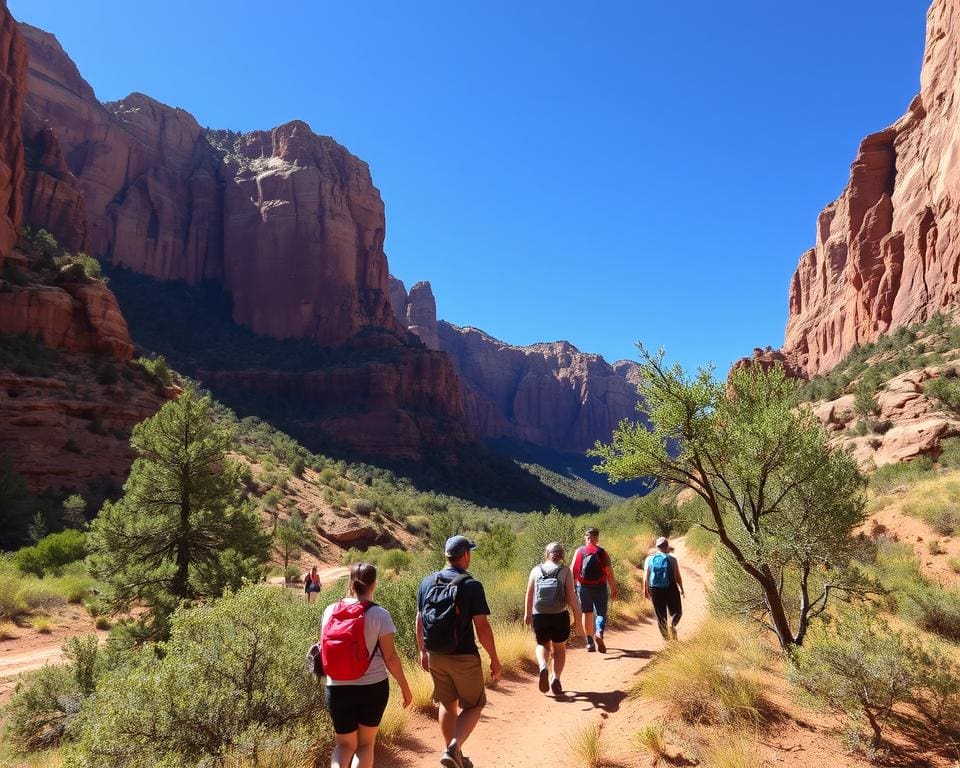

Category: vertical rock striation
[777, 0, 960, 376]
[0, 0, 26, 263]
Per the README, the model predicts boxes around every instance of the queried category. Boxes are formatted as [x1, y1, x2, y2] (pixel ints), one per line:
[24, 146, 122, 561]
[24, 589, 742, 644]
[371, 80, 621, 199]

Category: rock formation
[772, 0, 960, 377]
[0, 0, 26, 264]
[390, 277, 643, 454]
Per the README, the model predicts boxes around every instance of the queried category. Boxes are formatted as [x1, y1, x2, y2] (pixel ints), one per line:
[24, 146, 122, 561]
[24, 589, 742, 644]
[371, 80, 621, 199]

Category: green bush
[938, 436, 960, 468]
[870, 457, 935, 493]
[14, 529, 87, 577]
[0, 567, 65, 621]
[135, 355, 172, 388]
[512, 508, 577, 571]
[67, 585, 327, 767]
[903, 583, 960, 642]
[925, 375, 960, 414]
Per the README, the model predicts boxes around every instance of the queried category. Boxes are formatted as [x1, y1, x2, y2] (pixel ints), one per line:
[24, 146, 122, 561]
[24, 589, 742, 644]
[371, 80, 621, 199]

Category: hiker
[417, 535, 502, 768]
[304, 564, 322, 603]
[644, 536, 684, 641]
[320, 561, 413, 768]
[571, 527, 618, 653]
[523, 541, 582, 696]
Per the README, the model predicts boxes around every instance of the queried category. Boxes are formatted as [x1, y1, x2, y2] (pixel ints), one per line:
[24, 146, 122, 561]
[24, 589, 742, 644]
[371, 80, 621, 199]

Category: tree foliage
[88, 389, 268, 637]
[591, 347, 869, 649]
[65, 585, 327, 767]
[14, 529, 87, 577]
[0, 453, 32, 550]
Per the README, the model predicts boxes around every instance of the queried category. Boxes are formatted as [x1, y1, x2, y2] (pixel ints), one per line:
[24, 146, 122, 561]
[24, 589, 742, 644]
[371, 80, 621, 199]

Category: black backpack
[579, 547, 605, 583]
[420, 572, 471, 653]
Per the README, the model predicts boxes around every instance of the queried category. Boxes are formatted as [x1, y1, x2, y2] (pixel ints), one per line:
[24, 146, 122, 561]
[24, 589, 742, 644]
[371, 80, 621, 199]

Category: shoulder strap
[538, 565, 547, 579]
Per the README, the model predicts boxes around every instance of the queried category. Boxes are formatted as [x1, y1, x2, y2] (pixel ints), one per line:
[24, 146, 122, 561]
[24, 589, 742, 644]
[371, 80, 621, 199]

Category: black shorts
[532, 611, 571, 644]
[324, 678, 390, 734]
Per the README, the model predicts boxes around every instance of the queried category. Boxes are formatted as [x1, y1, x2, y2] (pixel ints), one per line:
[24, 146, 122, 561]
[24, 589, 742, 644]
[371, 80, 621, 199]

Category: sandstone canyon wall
[390, 277, 642, 454]
[777, 0, 960, 376]
[0, 0, 25, 264]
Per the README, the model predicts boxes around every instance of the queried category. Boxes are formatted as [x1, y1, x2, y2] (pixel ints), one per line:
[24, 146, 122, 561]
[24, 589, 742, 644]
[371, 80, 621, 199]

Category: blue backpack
[648, 553, 673, 589]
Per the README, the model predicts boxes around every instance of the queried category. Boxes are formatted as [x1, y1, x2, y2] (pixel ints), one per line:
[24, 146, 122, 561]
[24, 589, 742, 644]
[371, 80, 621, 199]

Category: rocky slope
[17, 22, 472, 462]
[390, 277, 642, 454]
[769, 0, 960, 377]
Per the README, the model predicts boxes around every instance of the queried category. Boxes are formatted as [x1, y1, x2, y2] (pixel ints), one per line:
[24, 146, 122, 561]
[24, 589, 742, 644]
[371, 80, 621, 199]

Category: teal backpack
[648, 553, 673, 589]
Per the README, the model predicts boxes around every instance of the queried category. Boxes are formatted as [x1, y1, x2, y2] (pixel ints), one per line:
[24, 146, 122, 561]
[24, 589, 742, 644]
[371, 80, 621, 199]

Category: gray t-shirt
[529, 562, 571, 614]
[321, 598, 396, 686]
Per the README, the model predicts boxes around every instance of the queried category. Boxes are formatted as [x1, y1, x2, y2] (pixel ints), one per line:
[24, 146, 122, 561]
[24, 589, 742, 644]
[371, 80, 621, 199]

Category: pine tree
[88, 389, 269, 637]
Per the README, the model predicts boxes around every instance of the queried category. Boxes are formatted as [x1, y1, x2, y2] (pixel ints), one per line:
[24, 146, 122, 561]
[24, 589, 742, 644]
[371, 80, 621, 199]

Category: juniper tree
[591, 346, 870, 650]
[88, 389, 268, 637]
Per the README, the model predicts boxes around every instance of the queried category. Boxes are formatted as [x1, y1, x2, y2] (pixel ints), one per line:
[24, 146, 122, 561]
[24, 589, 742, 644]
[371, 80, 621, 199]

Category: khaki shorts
[427, 652, 487, 709]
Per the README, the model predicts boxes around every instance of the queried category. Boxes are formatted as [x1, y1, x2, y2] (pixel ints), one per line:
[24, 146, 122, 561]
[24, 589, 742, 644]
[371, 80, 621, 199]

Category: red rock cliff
[780, 0, 960, 376]
[0, 1, 26, 263]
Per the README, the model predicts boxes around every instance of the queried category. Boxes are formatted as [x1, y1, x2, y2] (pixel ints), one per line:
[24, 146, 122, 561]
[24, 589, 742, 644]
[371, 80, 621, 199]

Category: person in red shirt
[570, 528, 618, 653]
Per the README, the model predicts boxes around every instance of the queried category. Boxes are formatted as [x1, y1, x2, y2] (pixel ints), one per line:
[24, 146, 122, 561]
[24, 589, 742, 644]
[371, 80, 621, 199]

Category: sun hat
[655, 536, 669, 549]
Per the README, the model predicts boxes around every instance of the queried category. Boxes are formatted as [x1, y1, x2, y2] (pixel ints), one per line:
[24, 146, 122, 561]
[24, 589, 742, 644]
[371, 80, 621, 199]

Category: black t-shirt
[417, 567, 491, 655]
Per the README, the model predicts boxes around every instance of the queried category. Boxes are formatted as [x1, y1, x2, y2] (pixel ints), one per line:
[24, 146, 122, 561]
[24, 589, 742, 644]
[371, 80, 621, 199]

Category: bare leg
[552, 642, 567, 680]
[582, 611, 595, 644]
[331, 731, 358, 768]
[454, 703, 485, 748]
[439, 702, 458, 747]
[354, 724, 378, 768]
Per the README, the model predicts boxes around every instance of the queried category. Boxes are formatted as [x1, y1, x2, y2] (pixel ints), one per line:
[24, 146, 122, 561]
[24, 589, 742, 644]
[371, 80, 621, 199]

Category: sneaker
[538, 666, 549, 692]
[441, 741, 463, 768]
[596, 634, 606, 653]
[551, 678, 563, 696]
[462, 757, 474, 768]
[586, 638, 596, 652]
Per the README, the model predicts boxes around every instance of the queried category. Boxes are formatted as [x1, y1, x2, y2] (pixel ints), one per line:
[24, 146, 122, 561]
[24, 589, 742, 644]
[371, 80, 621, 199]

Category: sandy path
[391, 539, 710, 768]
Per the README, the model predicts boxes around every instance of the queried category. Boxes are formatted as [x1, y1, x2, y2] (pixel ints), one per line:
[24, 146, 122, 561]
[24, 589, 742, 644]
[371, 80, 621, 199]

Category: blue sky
[12, 1, 930, 372]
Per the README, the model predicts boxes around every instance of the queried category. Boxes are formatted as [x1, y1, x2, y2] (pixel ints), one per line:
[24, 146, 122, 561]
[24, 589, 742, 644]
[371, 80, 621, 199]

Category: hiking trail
[391, 539, 710, 768]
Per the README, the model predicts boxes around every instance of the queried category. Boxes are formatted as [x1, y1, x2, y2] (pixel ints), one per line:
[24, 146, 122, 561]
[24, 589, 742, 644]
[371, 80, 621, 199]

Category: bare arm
[673, 557, 684, 596]
[603, 552, 619, 600]
[564, 568, 582, 634]
[416, 611, 429, 671]
[473, 614, 501, 680]
[379, 632, 412, 708]
[523, 574, 535, 625]
[643, 560, 651, 599]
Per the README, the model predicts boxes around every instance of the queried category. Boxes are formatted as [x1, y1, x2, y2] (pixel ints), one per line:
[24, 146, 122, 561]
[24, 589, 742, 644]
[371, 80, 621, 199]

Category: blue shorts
[576, 584, 608, 616]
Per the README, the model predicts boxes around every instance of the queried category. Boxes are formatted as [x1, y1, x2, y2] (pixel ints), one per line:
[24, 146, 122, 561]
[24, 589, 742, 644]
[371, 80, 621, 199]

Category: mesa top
[321, 597, 396, 686]
[417, 567, 490, 655]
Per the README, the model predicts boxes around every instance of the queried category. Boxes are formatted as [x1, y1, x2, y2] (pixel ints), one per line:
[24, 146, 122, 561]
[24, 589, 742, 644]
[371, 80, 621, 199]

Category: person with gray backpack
[523, 542, 582, 696]
[644, 536, 685, 641]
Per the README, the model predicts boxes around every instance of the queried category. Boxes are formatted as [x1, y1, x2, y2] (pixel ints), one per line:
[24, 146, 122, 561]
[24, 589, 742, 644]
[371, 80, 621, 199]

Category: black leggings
[649, 586, 682, 638]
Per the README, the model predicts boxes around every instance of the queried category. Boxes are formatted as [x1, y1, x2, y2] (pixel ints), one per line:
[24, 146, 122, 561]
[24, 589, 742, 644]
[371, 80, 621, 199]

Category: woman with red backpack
[319, 561, 413, 768]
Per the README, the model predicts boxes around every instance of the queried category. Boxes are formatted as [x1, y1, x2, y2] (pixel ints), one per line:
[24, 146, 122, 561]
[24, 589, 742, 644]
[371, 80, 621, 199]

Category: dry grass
[0, 749, 65, 768]
[31, 617, 53, 634]
[566, 720, 606, 768]
[699, 733, 765, 768]
[634, 723, 668, 761]
[222, 742, 311, 768]
[483, 621, 536, 680]
[404, 662, 437, 714]
[0, 620, 18, 640]
[377, 682, 409, 747]
[633, 618, 768, 726]
[900, 474, 960, 535]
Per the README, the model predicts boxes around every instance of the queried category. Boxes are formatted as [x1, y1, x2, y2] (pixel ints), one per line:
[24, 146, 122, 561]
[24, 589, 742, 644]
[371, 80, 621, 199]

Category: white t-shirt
[529, 562, 571, 614]
[321, 598, 396, 686]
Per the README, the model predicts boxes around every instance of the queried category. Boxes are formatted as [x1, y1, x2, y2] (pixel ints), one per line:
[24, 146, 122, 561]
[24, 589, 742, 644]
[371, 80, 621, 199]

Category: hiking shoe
[441, 740, 463, 768]
[586, 639, 596, 652]
[462, 757, 474, 768]
[551, 678, 563, 696]
[538, 666, 549, 692]
[596, 634, 606, 653]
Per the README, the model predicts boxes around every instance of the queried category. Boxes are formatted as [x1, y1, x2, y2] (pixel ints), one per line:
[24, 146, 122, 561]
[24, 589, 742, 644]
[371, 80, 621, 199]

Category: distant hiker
[320, 561, 413, 768]
[571, 527, 618, 653]
[644, 537, 684, 641]
[305, 565, 322, 603]
[417, 535, 502, 768]
[524, 541, 582, 696]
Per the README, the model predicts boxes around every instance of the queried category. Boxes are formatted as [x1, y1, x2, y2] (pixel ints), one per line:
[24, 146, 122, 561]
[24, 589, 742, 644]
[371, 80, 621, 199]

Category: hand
[523, 614, 532, 626]
[489, 658, 502, 681]
[401, 685, 413, 709]
[680, 590, 685, 599]
[610, 591, 618, 602]
[643, 590, 650, 600]
[419, 650, 430, 672]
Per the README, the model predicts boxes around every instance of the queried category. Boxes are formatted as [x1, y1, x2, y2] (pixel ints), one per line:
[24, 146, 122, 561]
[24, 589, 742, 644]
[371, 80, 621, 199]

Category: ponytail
[349, 561, 377, 598]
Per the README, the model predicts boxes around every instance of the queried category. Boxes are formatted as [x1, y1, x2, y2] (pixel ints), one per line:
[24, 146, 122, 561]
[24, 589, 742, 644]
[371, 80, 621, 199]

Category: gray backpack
[533, 565, 567, 612]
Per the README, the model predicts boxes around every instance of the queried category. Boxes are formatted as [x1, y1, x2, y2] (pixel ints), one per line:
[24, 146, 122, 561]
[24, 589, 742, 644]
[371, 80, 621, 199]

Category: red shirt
[572, 544, 610, 586]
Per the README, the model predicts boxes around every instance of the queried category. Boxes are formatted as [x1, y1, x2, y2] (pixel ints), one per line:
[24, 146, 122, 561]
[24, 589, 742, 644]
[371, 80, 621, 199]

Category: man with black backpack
[571, 527, 618, 653]
[644, 536, 685, 641]
[417, 535, 501, 768]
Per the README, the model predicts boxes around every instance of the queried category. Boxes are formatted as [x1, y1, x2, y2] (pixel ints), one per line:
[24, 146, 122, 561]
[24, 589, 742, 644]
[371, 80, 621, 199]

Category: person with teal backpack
[644, 537, 685, 641]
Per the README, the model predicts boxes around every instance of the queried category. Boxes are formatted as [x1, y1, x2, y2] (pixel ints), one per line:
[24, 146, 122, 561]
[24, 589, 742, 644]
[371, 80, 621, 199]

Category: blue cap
[444, 535, 477, 558]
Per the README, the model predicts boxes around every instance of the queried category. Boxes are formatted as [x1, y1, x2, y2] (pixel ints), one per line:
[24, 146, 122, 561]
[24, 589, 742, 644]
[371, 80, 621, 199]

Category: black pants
[649, 586, 682, 639]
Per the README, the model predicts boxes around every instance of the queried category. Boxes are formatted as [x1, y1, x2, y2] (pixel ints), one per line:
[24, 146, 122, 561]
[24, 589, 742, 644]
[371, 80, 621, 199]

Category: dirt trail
[391, 540, 710, 768]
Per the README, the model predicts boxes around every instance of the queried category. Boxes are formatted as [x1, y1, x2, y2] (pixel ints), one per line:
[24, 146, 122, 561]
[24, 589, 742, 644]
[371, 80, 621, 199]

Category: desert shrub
[348, 497, 376, 516]
[366, 573, 420, 662]
[0, 568, 65, 621]
[51, 572, 96, 605]
[902, 583, 960, 642]
[512, 508, 577, 571]
[938, 436, 960, 468]
[901, 476, 960, 534]
[289, 456, 306, 478]
[928, 539, 945, 555]
[380, 549, 412, 574]
[67, 585, 327, 767]
[870, 457, 935, 492]
[634, 723, 667, 759]
[949, 556, 960, 574]
[14, 530, 87, 577]
[925, 375, 960, 414]
[474, 522, 516, 571]
[684, 524, 717, 557]
[632, 494, 688, 537]
[790, 609, 937, 748]
[634, 618, 767, 725]
[566, 721, 605, 768]
[135, 355, 172, 388]
[5, 635, 100, 751]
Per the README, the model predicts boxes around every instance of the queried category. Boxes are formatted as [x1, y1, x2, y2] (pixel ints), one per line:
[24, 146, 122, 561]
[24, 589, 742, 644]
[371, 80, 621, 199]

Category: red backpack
[321, 600, 377, 680]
